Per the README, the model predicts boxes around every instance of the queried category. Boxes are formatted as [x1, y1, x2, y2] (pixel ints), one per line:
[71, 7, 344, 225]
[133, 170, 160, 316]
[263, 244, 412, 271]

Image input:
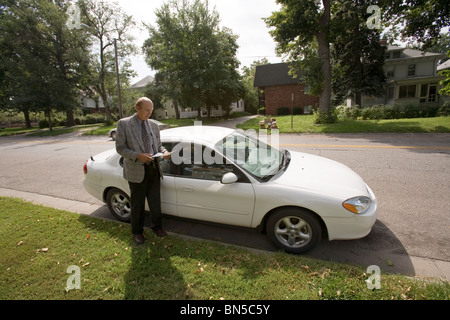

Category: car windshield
[216, 131, 284, 181]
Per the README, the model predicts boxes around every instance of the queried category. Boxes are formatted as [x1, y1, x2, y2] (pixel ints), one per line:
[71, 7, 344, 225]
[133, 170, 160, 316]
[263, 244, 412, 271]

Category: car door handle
[180, 186, 194, 192]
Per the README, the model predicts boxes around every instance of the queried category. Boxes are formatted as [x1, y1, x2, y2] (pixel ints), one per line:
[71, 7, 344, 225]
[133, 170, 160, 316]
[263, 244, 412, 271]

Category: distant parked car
[84, 126, 378, 253]
[109, 119, 170, 140]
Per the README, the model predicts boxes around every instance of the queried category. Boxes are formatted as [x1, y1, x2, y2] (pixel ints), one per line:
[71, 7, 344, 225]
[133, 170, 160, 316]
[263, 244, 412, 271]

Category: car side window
[160, 143, 174, 175]
[183, 144, 232, 181]
[166, 142, 248, 182]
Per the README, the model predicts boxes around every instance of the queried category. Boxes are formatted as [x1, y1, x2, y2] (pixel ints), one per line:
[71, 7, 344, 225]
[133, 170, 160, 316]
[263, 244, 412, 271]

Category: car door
[159, 142, 177, 217]
[172, 143, 256, 227]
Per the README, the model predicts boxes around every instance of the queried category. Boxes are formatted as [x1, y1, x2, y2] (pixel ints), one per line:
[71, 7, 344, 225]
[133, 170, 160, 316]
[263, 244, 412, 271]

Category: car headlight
[343, 196, 371, 214]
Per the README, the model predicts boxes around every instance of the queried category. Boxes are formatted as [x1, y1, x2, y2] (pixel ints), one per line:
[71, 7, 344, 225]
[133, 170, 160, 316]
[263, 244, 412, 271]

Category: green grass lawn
[0, 124, 100, 137]
[1, 197, 448, 300]
[1, 115, 449, 137]
[237, 115, 450, 133]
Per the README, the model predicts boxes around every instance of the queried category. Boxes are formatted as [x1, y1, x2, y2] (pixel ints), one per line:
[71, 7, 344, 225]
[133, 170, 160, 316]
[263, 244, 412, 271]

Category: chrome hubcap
[274, 216, 312, 248]
[111, 193, 131, 217]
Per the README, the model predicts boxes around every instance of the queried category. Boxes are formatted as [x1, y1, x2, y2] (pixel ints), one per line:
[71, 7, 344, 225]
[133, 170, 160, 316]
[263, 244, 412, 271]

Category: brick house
[253, 62, 319, 115]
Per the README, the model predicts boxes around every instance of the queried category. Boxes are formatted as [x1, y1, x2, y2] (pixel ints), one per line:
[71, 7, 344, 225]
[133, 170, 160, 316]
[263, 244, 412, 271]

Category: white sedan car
[83, 126, 377, 253]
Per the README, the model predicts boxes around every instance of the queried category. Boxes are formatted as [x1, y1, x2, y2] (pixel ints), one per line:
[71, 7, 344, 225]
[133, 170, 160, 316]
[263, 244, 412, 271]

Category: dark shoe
[153, 228, 167, 237]
[134, 234, 145, 244]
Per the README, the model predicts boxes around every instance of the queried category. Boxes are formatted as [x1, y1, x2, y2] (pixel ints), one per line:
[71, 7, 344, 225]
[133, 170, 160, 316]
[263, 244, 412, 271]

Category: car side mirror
[221, 172, 238, 184]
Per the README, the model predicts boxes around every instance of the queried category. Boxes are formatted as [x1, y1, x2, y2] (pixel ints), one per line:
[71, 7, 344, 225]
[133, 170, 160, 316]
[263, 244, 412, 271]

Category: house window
[420, 84, 428, 97]
[428, 85, 437, 102]
[393, 51, 401, 59]
[387, 86, 395, 100]
[408, 64, 416, 76]
[399, 85, 416, 98]
[303, 105, 312, 114]
[386, 66, 394, 78]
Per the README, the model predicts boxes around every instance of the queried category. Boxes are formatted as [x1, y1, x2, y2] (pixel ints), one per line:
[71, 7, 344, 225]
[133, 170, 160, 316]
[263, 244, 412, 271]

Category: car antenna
[86, 136, 94, 161]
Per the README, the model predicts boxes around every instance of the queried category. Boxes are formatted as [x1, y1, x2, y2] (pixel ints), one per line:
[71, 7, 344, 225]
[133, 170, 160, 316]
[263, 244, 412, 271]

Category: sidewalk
[1, 187, 449, 282]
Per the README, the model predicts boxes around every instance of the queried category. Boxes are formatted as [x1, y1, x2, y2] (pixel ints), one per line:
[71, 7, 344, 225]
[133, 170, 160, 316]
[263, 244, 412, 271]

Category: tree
[79, 0, 136, 124]
[331, 0, 386, 106]
[0, 0, 91, 128]
[265, 0, 334, 123]
[266, 0, 390, 121]
[379, 0, 449, 50]
[241, 58, 269, 114]
[142, 0, 243, 118]
[439, 51, 450, 96]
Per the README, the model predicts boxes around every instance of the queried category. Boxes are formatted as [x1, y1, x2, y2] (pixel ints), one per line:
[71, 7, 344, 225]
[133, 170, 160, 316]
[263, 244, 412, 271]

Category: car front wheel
[266, 208, 322, 253]
[106, 188, 131, 222]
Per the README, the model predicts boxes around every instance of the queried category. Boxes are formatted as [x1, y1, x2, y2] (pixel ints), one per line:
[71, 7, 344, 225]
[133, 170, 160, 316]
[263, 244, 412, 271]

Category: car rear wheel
[106, 188, 131, 222]
[266, 208, 322, 253]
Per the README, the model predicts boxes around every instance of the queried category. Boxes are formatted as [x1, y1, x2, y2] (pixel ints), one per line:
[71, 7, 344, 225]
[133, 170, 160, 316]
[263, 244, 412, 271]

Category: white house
[129, 76, 245, 120]
[355, 45, 447, 107]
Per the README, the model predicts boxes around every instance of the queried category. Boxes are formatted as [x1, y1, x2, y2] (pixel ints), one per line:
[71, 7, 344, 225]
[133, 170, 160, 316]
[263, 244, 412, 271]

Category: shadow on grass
[85, 204, 416, 281]
[77, 213, 187, 299]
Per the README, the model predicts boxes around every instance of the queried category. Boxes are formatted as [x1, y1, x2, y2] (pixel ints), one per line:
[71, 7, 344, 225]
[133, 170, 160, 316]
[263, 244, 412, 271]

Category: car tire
[266, 208, 322, 253]
[110, 131, 116, 141]
[106, 188, 131, 222]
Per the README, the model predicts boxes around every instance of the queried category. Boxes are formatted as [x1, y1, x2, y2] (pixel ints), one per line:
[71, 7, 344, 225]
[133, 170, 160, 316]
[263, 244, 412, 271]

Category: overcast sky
[113, 0, 283, 83]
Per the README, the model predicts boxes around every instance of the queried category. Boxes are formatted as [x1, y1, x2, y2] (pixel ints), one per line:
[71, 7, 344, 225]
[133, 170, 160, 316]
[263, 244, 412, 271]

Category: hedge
[336, 102, 450, 121]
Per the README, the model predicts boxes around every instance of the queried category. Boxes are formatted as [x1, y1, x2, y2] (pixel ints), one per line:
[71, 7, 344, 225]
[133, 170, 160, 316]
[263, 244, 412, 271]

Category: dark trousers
[128, 164, 162, 235]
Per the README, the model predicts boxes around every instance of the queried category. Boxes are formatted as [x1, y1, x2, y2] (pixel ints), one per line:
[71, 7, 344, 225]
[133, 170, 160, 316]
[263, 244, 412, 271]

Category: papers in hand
[151, 151, 171, 158]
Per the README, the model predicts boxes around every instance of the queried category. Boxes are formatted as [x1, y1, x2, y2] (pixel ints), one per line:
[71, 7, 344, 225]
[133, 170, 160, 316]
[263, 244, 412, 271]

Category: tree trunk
[173, 101, 180, 119]
[316, 0, 332, 121]
[66, 109, 75, 127]
[23, 109, 32, 128]
[317, 33, 331, 115]
[355, 92, 362, 107]
[46, 109, 53, 131]
[99, 91, 112, 125]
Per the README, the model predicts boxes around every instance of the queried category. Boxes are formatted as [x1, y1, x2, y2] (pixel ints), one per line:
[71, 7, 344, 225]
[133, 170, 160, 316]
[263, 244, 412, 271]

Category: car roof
[160, 125, 235, 146]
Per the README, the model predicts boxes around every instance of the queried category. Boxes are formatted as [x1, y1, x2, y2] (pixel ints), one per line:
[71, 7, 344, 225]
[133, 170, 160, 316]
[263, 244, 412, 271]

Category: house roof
[253, 62, 302, 88]
[386, 45, 444, 60]
[438, 59, 450, 72]
[130, 75, 154, 89]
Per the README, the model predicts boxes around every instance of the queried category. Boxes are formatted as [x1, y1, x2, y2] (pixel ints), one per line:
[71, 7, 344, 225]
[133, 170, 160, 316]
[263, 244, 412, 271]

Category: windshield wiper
[280, 150, 291, 171]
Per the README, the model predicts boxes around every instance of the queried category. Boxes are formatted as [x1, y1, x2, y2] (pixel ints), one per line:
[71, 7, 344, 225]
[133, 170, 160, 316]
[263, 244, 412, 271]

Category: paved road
[0, 124, 449, 280]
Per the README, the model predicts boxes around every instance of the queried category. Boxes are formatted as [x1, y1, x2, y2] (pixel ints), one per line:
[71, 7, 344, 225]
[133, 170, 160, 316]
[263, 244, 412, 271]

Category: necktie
[141, 121, 151, 154]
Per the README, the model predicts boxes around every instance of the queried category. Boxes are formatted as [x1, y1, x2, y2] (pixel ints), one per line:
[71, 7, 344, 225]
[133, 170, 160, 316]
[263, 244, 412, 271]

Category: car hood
[274, 151, 370, 199]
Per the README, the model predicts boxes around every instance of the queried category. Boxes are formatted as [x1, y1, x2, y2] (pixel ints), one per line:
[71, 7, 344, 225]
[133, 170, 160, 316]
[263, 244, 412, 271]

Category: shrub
[277, 106, 290, 115]
[313, 108, 338, 124]
[338, 103, 444, 120]
[438, 101, 450, 116]
[84, 114, 106, 124]
[38, 114, 65, 128]
[293, 106, 303, 115]
[336, 105, 363, 120]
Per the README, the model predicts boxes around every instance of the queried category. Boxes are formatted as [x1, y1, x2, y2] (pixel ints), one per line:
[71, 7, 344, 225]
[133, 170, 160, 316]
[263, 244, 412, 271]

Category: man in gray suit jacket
[115, 97, 170, 244]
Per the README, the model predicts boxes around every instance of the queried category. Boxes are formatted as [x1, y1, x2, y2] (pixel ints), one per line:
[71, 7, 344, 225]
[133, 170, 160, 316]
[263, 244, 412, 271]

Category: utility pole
[291, 93, 294, 130]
